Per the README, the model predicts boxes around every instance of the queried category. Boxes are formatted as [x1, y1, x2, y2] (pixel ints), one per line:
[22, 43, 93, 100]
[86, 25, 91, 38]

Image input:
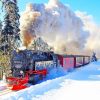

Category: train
[6, 49, 90, 91]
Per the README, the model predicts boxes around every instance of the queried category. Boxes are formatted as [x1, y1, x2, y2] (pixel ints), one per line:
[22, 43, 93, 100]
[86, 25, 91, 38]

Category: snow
[0, 81, 7, 91]
[1, 61, 100, 100]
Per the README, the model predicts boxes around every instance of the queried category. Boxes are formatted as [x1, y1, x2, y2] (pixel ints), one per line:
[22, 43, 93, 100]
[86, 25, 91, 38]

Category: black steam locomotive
[11, 50, 57, 77]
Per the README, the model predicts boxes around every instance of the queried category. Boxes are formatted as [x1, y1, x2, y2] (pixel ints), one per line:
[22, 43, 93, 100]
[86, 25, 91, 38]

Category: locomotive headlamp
[20, 70, 23, 74]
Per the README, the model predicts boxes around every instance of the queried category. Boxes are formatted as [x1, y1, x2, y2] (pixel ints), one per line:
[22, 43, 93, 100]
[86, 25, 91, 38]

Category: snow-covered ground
[1, 61, 100, 100]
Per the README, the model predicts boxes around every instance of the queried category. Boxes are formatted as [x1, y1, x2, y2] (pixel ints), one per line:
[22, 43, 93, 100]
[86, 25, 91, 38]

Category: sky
[18, 0, 100, 25]
[0, 0, 99, 24]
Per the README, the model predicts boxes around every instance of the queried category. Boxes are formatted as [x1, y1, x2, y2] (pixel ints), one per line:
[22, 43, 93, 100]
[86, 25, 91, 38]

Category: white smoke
[76, 11, 100, 57]
[20, 0, 89, 54]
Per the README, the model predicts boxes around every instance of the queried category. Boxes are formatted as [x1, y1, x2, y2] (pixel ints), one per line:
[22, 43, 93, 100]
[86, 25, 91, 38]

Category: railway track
[0, 88, 12, 96]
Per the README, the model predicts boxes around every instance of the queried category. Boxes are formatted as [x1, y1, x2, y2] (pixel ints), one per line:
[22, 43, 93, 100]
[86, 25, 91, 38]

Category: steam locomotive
[7, 49, 58, 88]
[6, 49, 90, 91]
[11, 50, 57, 76]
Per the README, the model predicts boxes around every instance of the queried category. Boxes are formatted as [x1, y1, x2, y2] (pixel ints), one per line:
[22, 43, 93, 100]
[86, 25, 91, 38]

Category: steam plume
[76, 11, 100, 57]
[20, 0, 89, 54]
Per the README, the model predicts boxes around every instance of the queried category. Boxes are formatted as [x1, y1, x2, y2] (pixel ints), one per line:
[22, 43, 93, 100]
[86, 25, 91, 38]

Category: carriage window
[64, 60, 66, 65]
[69, 59, 73, 64]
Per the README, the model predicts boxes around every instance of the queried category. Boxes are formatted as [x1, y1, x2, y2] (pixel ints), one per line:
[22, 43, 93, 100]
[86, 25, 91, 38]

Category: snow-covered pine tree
[0, 19, 2, 47]
[0, 0, 20, 77]
[1, 0, 20, 52]
[0, 19, 2, 32]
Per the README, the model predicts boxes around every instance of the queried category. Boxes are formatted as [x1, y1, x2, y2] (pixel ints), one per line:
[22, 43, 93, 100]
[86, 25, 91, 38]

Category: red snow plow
[6, 69, 47, 91]
[6, 74, 29, 91]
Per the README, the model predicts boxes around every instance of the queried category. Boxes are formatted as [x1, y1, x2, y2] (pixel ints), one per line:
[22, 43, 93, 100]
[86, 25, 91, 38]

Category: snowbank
[46, 66, 68, 79]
